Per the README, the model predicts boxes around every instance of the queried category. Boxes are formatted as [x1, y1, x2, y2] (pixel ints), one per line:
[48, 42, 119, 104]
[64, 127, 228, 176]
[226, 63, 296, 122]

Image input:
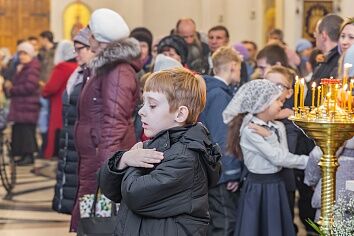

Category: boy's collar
[144, 125, 191, 152]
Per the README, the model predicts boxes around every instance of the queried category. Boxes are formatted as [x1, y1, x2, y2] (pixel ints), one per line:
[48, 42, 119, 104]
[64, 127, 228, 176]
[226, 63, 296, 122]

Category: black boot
[17, 154, 34, 166]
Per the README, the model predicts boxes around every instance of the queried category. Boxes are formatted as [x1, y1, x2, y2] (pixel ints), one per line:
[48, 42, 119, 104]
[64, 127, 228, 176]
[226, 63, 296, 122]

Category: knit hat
[223, 79, 282, 127]
[89, 8, 129, 43]
[344, 44, 354, 77]
[295, 38, 313, 53]
[54, 40, 76, 65]
[130, 27, 153, 54]
[17, 42, 35, 58]
[157, 35, 188, 64]
[153, 54, 183, 72]
[73, 27, 90, 47]
[233, 43, 249, 61]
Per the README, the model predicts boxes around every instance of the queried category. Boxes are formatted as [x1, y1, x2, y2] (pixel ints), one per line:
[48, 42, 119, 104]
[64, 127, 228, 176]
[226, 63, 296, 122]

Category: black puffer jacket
[99, 123, 221, 236]
[52, 68, 84, 214]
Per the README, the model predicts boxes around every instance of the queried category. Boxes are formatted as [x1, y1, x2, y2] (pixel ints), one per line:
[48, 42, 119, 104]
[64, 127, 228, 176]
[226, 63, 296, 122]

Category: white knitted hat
[89, 8, 130, 43]
[17, 42, 35, 58]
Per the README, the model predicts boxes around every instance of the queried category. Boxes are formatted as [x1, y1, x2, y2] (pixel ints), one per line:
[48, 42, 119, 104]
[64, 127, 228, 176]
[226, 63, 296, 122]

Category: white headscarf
[222, 79, 283, 132]
[54, 40, 75, 65]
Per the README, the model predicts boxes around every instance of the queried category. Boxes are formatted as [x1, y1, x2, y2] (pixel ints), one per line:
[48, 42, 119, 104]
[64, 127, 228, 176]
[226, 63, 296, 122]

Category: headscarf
[222, 79, 283, 133]
[54, 40, 75, 65]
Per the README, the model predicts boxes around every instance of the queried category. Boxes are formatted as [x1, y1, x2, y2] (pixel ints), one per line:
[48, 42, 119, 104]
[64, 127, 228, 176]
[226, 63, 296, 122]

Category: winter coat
[52, 67, 83, 214]
[42, 61, 77, 158]
[199, 75, 242, 184]
[305, 138, 354, 221]
[305, 46, 340, 106]
[99, 123, 221, 236]
[71, 38, 141, 231]
[7, 58, 40, 124]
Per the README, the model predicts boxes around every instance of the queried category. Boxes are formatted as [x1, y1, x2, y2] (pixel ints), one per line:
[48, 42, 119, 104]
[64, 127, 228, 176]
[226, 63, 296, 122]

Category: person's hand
[309, 146, 323, 162]
[117, 142, 164, 170]
[248, 123, 271, 137]
[38, 80, 45, 89]
[226, 181, 239, 192]
[275, 108, 294, 119]
[4, 80, 12, 90]
[16, 64, 23, 73]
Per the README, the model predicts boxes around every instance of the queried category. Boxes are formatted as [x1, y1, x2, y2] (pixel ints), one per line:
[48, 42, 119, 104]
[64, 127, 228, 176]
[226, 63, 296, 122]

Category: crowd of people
[0, 7, 353, 236]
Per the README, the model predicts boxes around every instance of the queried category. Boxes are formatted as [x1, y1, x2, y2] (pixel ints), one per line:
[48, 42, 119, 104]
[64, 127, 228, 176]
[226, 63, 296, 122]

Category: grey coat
[304, 140, 354, 220]
[99, 123, 221, 236]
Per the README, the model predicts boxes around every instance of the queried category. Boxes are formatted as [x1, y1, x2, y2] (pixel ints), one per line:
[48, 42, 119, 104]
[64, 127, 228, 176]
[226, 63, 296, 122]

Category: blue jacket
[199, 75, 242, 184]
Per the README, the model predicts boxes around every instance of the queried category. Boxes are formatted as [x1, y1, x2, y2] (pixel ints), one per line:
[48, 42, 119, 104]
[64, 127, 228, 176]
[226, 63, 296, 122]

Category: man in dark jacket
[199, 46, 242, 236]
[99, 68, 221, 236]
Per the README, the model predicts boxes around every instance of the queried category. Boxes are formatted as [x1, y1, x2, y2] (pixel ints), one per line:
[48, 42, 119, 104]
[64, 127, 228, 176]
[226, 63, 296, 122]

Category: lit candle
[326, 92, 331, 113]
[317, 86, 321, 107]
[321, 84, 325, 105]
[294, 77, 299, 109]
[300, 78, 305, 108]
[348, 91, 352, 112]
[342, 84, 348, 108]
[344, 63, 353, 86]
[311, 82, 316, 108]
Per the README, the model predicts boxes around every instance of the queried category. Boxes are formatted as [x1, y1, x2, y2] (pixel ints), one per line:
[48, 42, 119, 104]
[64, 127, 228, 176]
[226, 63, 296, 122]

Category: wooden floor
[0, 159, 308, 236]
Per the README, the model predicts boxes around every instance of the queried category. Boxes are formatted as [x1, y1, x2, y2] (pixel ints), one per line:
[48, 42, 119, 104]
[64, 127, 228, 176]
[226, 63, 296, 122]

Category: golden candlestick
[311, 82, 316, 109]
[317, 86, 321, 107]
[294, 77, 299, 109]
[300, 78, 305, 108]
[290, 78, 354, 235]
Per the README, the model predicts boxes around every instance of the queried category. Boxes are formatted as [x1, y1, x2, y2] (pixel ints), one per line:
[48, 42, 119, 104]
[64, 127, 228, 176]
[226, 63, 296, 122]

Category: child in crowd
[99, 67, 221, 236]
[199, 46, 242, 235]
[222, 79, 320, 236]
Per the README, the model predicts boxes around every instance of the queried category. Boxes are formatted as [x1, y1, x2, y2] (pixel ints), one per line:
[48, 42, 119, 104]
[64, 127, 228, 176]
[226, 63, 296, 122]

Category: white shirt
[240, 116, 309, 174]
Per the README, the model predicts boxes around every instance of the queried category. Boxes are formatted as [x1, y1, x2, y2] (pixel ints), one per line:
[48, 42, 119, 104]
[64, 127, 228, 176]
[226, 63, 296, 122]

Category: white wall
[51, 0, 353, 51]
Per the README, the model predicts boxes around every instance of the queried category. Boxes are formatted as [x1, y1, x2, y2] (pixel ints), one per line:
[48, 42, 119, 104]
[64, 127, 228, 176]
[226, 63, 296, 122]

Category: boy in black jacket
[99, 67, 221, 236]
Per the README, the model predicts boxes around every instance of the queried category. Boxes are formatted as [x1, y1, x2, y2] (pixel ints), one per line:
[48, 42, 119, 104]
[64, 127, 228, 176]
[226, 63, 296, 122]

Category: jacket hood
[89, 37, 142, 76]
[203, 75, 232, 95]
[146, 123, 221, 187]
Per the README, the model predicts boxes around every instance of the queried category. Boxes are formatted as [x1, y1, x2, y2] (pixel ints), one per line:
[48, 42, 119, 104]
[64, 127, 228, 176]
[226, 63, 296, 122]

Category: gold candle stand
[290, 78, 354, 235]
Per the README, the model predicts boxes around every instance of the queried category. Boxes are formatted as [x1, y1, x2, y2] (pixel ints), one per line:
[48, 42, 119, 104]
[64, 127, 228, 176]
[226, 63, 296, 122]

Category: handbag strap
[89, 169, 118, 217]
[90, 183, 101, 217]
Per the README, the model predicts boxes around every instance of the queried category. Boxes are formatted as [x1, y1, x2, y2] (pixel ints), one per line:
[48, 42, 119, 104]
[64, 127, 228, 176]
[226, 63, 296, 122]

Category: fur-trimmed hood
[89, 37, 142, 76]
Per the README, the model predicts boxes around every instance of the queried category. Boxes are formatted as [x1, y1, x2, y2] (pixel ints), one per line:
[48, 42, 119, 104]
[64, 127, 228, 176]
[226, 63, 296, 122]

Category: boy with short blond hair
[199, 46, 242, 236]
[99, 67, 221, 236]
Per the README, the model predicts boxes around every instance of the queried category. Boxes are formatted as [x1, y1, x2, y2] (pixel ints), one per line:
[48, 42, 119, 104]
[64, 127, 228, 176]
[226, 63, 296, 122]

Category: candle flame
[343, 84, 348, 91]
[344, 63, 353, 69]
[312, 82, 316, 88]
[301, 78, 305, 84]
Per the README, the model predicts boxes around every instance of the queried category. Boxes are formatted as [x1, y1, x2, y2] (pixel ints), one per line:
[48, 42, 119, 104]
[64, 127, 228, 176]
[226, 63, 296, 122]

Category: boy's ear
[175, 106, 189, 123]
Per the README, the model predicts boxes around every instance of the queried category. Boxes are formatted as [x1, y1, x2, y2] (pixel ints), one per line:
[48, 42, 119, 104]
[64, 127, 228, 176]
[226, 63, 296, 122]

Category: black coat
[52, 72, 82, 214]
[305, 46, 340, 106]
[99, 123, 221, 236]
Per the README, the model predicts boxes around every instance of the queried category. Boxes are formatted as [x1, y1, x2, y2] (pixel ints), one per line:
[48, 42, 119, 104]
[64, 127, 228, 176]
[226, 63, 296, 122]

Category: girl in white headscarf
[223, 79, 320, 236]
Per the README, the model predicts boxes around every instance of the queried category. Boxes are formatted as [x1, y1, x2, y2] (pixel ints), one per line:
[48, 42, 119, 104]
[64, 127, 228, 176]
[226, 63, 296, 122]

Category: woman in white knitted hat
[222, 79, 320, 236]
[71, 8, 142, 232]
[4, 42, 41, 165]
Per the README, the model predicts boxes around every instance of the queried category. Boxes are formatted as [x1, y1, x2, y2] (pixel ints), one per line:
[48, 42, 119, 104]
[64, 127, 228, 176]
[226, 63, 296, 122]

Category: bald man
[175, 18, 209, 74]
